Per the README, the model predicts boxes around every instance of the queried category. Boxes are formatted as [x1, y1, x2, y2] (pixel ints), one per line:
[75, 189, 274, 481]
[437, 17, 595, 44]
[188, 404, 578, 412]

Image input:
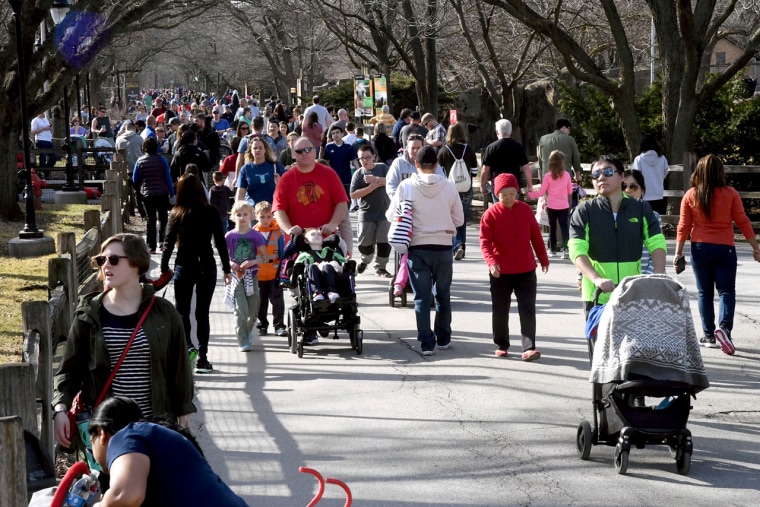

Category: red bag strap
[95, 296, 156, 408]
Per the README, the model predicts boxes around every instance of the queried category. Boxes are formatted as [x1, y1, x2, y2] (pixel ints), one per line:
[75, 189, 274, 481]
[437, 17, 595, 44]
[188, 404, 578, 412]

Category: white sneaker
[561, 250, 569, 260]
[327, 291, 340, 304]
[547, 251, 557, 258]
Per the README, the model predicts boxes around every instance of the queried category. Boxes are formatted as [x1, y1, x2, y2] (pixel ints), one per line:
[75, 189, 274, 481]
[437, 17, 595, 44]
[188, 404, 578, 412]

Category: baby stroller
[285, 235, 363, 358]
[576, 275, 709, 475]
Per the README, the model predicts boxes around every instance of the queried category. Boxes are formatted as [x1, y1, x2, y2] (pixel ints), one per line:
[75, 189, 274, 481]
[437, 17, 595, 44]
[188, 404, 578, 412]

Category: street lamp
[49, 1, 78, 192]
[9, 0, 41, 239]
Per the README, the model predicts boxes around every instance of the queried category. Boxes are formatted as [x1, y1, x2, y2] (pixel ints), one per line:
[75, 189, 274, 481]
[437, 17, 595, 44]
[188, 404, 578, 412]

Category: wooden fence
[0, 206, 112, 501]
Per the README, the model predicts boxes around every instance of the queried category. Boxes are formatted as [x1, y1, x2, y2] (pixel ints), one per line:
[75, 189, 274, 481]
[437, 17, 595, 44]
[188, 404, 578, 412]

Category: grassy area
[0, 203, 99, 364]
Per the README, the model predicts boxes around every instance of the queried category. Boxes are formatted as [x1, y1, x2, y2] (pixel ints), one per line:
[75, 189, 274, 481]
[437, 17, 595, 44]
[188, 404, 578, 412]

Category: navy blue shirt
[237, 160, 285, 205]
[322, 142, 354, 186]
[107, 422, 248, 507]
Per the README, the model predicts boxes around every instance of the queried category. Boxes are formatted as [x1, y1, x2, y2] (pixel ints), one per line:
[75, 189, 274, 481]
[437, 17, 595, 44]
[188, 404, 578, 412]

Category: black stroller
[576, 275, 709, 475]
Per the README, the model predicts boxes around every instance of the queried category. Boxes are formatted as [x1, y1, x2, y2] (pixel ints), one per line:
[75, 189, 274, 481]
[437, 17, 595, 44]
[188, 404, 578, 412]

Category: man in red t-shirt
[273, 136, 348, 238]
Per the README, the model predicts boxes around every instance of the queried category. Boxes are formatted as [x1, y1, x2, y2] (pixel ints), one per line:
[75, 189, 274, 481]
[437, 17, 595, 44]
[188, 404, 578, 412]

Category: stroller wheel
[401, 290, 407, 307]
[676, 451, 691, 475]
[288, 308, 298, 355]
[388, 283, 396, 307]
[614, 444, 629, 475]
[576, 421, 592, 460]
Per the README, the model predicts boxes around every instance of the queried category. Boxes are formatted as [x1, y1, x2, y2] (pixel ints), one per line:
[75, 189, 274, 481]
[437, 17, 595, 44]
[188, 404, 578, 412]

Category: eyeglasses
[622, 183, 640, 191]
[408, 134, 424, 141]
[294, 146, 315, 155]
[591, 167, 618, 180]
[156, 129, 165, 132]
[359, 155, 374, 161]
[94, 255, 129, 267]
[240, 126, 250, 130]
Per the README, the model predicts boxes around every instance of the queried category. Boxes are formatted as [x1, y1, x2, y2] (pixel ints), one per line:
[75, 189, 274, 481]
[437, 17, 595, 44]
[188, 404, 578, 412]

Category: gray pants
[234, 275, 260, 346]
[357, 219, 391, 270]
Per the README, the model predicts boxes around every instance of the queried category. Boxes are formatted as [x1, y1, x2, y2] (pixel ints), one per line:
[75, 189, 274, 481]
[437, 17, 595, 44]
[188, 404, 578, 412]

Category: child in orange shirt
[254, 201, 287, 336]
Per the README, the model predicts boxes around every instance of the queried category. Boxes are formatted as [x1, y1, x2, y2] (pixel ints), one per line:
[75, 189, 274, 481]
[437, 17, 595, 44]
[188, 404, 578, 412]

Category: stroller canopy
[590, 274, 709, 393]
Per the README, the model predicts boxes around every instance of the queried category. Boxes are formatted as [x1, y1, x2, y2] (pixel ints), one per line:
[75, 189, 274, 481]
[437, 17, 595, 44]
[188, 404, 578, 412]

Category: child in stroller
[295, 228, 347, 308]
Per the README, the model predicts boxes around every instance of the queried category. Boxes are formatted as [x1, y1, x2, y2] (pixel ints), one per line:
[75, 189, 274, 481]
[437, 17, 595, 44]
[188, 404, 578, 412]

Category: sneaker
[393, 285, 404, 297]
[304, 335, 319, 346]
[194, 358, 213, 373]
[313, 292, 325, 302]
[357, 262, 367, 274]
[350, 205, 359, 212]
[257, 326, 269, 336]
[275, 327, 288, 337]
[714, 327, 735, 355]
[239, 344, 251, 352]
[561, 250, 569, 260]
[188, 347, 198, 363]
[437, 343, 451, 350]
[699, 335, 720, 348]
[495, 349, 508, 358]
[327, 291, 340, 304]
[522, 350, 541, 362]
[454, 246, 465, 261]
[547, 251, 556, 258]
[149, 249, 157, 255]
[375, 268, 393, 278]
[421, 349, 434, 356]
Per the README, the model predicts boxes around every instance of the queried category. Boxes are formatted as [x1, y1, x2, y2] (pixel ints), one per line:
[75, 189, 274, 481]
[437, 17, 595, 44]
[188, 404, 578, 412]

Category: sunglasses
[94, 255, 129, 267]
[240, 126, 250, 130]
[591, 167, 618, 180]
[294, 146, 315, 155]
[622, 183, 640, 191]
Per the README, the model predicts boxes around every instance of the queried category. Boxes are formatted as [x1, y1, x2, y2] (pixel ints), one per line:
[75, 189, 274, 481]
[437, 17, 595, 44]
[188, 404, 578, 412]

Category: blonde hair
[230, 200, 254, 221]
[254, 201, 272, 215]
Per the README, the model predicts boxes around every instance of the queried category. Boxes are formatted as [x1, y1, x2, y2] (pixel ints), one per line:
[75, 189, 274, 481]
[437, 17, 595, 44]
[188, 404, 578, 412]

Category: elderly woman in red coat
[480, 173, 550, 361]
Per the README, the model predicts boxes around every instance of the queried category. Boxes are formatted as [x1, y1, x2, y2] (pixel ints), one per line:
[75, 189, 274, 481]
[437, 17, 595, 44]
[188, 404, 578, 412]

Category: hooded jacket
[631, 150, 669, 201]
[52, 284, 195, 417]
[115, 131, 145, 171]
[386, 173, 464, 247]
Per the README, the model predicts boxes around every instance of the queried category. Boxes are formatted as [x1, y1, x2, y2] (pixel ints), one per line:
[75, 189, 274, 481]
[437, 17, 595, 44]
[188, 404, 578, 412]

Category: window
[716, 52, 726, 66]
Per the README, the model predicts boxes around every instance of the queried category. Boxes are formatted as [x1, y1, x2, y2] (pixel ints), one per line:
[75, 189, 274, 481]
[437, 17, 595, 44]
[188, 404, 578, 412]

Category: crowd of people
[47, 88, 760, 504]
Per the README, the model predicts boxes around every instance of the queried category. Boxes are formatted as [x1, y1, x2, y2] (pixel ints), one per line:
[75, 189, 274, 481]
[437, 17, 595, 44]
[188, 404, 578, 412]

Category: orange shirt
[677, 186, 754, 245]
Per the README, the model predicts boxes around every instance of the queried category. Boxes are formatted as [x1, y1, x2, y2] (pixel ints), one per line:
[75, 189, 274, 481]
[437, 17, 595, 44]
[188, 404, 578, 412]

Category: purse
[388, 184, 414, 254]
[66, 296, 156, 469]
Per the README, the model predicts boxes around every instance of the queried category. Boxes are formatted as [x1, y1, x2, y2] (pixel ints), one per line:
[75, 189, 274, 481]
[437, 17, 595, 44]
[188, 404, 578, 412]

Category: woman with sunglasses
[623, 169, 661, 274]
[569, 155, 667, 316]
[87, 396, 247, 506]
[161, 173, 232, 374]
[52, 234, 194, 450]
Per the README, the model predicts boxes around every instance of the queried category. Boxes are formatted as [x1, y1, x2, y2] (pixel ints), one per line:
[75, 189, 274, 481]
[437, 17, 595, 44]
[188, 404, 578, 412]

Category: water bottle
[63, 473, 100, 507]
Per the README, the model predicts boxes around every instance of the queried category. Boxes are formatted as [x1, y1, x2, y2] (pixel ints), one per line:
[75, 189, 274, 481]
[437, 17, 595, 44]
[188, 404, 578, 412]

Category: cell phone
[675, 256, 686, 274]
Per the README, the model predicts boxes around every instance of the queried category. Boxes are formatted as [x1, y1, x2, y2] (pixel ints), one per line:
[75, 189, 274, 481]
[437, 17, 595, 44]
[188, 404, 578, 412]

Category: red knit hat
[494, 173, 519, 195]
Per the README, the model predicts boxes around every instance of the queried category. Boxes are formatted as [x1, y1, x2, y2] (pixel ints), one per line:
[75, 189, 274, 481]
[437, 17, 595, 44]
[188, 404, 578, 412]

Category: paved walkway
[148, 214, 760, 506]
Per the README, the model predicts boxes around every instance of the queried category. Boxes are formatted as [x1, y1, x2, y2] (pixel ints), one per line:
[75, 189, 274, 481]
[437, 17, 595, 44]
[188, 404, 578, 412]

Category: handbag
[66, 296, 156, 469]
[388, 184, 414, 254]
[535, 195, 549, 227]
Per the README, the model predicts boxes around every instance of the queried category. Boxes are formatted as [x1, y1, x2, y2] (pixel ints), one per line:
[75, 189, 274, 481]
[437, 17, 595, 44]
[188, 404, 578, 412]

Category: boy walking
[253, 201, 287, 337]
[209, 170, 234, 233]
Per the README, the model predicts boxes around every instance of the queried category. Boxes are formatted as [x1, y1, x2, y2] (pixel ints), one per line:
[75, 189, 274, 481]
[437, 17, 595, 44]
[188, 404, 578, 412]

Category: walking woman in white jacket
[631, 134, 669, 214]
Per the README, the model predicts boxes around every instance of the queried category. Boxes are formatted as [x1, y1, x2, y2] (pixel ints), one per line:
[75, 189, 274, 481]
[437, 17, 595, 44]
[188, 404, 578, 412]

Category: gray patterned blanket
[590, 274, 710, 392]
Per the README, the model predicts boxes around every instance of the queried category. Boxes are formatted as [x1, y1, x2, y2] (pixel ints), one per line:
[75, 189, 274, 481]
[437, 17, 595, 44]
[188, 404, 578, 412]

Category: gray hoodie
[115, 130, 145, 171]
[386, 173, 464, 247]
[632, 150, 668, 201]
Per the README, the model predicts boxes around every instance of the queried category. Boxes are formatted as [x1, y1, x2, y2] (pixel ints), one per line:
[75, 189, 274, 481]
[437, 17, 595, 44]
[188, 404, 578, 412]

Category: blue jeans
[452, 189, 472, 253]
[690, 242, 737, 336]
[35, 140, 58, 177]
[407, 248, 453, 351]
[173, 263, 218, 359]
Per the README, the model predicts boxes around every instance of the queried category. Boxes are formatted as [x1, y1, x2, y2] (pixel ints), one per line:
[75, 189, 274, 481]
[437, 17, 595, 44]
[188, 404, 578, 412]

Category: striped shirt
[101, 307, 153, 416]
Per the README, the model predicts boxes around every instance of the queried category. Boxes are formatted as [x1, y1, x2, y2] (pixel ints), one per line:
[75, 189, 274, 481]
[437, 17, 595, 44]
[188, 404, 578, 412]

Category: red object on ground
[30, 169, 46, 196]
[299, 466, 352, 506]
[84, 187, 102, 199]
[50, 461, 90, 507]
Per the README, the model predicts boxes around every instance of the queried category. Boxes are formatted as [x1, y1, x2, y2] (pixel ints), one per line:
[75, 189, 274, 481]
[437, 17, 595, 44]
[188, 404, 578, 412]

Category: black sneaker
[357, 262, 367, 274]
[375, 268, 393, 278]
[194, 358, 214, 373]
[699, 335, 720, 348]
[257, 326, 269, 336]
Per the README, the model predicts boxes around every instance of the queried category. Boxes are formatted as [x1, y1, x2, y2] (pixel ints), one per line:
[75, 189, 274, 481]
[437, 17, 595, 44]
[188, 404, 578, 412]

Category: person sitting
[87, 396, 247, 507]
[295, 227, 346, 307]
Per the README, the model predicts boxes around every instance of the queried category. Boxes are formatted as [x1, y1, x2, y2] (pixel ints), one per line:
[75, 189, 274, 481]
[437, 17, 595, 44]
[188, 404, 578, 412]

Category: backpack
[447, 144, 471, 193]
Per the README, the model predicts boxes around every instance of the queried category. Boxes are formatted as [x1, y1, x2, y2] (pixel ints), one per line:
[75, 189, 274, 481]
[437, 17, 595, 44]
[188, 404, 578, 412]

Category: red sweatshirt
[480, 200, 549, 274]
[677, 187, 754, 245]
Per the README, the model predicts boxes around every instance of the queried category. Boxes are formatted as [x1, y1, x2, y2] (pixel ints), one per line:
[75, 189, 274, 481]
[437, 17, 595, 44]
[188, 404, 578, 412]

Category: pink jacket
[528, 171, 572, 210]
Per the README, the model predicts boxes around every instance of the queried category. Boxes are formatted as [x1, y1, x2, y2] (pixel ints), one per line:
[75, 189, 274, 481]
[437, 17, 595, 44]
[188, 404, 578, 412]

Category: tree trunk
[0, 120, 25, 221]
[424, 0, 439, 115]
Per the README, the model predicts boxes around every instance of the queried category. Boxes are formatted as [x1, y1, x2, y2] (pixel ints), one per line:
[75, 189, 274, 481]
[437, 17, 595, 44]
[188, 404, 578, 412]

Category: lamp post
[49, 1, 77, 192]
[9, 0, 41, 239]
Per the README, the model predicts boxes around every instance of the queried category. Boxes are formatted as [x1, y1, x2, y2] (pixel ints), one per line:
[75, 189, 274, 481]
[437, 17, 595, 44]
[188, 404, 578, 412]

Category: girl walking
[528, 150, 573, 258]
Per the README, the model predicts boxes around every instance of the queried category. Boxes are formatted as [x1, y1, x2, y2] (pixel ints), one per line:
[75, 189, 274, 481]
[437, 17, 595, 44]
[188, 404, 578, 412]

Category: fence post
[104, 170, 122, 235]
[49, 257, 75, 320]
[0, 416, 27, 507]
[0, 364, 37, 436]
[83, 209, 102, 257]
[57, 231, 78, 293]
[22, 301, 54, 456]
